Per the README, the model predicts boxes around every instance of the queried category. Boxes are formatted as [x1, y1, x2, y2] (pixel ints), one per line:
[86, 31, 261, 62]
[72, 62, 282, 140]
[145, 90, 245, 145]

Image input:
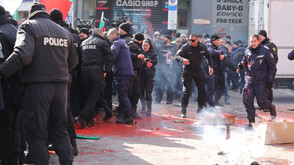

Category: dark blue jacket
[111, 37, 134, 77]
[239, 44, 276, 84]
[206, 42, 222, 70]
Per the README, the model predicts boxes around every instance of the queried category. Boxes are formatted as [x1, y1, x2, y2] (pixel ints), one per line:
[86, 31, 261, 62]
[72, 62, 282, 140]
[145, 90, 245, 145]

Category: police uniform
[79, 33, 115, 126]
[239, 44, 276, 123]
[0, 4, 78, 165]
[111, 36, 134, 124]
[0, 6, 20, 164]
[175, 42, 213, 115]
[262, 38, 278, 103]
[204, 42, 223, 106]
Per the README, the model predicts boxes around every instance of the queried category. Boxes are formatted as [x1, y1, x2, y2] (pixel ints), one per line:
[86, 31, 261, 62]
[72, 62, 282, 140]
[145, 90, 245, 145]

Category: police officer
[128, 33, 145, 118]
[259, 30, 278, 103]
[49, 8, 80, 156]
[78, 28, 115, 128]
[205, 34, 225, 107]
[153, 34, 178, 104]
[239, 34, 276, 129]
[0, 3, 78, 164]
[0, 5, 20, 164]
[175, 34, 213, 118]
[107, 28, 134, 124]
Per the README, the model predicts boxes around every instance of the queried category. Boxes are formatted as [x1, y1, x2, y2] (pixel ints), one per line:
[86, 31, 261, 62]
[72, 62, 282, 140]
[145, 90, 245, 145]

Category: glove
[267, 82, 273, 88]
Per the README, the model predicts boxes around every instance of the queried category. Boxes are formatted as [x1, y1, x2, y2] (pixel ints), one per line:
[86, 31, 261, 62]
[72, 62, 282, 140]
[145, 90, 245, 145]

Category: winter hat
[134, 33, 144, 41]
[211, 34, 220, 42]
[119, 23, 132, 34]
[29, 3, 46, 15]
[49, 9, 63, 22]
[258, 30, 267, 38]
[164, 34, 172, 41]
[180, 34, 187, 38]
[0, 6, 6, 16]
[80, 28, 89, 36]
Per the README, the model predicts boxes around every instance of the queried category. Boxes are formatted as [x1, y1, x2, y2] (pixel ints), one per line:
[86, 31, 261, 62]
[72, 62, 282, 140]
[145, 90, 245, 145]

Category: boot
[132, 106, 141, 119]
[181, 107, 187, 118]
[146, 101, 152, 116]
[86, 118, 94, 127]
[116, 108, 125, 124]
[246, 118, 255, 131]
[140, 99, 146, 114]
[71, 138, 78, 156]
[77, 116, 87, 128]
[269, 104, 276, 119]
[103, 105, 113, 121]
[121, 113, 134, 124]
[197, 106, 203, 114]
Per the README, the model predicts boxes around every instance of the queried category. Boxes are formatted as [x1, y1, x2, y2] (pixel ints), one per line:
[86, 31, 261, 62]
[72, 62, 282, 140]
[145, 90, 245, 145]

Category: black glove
[267, 82, 273, 88]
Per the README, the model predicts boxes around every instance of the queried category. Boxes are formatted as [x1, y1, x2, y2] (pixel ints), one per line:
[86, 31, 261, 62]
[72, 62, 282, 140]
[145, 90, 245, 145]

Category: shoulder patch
[272, 47, 276, 52]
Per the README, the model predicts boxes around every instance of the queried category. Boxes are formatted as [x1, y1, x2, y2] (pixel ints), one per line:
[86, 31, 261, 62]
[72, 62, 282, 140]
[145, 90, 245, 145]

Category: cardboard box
[265, 121, 294, 144]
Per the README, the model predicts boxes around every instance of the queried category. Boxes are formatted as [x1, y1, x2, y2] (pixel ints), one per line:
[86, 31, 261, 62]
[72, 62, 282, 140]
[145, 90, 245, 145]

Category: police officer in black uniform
[78, 28, 115, 128]
[0, 5, 20, 164]
[258, 30, 278, 103]
[175, 34, 213, 118]
[0, 3, 78, 164]
[49, 8, 80, 156]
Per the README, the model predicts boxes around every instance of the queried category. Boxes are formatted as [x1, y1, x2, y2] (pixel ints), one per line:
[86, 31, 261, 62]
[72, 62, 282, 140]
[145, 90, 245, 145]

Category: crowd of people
[0, 2, 279, 165]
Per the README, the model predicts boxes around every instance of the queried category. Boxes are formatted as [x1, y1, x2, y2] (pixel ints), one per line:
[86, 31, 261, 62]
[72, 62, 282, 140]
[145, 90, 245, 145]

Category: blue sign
[168, 6, 177, 11]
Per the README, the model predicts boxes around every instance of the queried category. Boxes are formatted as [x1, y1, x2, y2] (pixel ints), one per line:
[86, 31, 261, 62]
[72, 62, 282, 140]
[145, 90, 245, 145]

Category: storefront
[79, 0, 189, 34]
[78, 0, 249, 42]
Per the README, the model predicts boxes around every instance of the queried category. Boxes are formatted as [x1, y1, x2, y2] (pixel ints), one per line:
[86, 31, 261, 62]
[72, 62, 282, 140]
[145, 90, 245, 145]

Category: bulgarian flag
[0, 0, 22, 14]
[40, 0, 73, 20]
[99, 12, 106, 32]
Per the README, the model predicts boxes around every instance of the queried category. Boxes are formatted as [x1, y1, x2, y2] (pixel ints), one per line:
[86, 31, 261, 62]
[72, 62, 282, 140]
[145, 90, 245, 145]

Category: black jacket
[120, 33, 132, 44]
[0, 11, 78, 84]
[81, 34, 115, 73]
[262, 38, 278, 63]
[175, 42, 213, 72]
[142, 48, 158, 72]
[0, 16, 18, 110]
[128, 39, 144, 70]
[219, 46, 237, 72]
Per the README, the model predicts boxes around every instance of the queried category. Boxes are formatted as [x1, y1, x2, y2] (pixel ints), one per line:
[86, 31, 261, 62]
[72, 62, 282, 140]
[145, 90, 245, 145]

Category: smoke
[199, 111, 268, 164]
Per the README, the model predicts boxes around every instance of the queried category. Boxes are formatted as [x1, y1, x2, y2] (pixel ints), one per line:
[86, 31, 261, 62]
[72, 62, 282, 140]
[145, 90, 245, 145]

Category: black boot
[140, 99, 146, 114]
[146, 101, 152, 116]
[132, 106, 141, 119]
[77, 117, 87, 128]
[197, 106, 203, 114]
[71, 138, 78, 156]
[269, 104, 276, 119]
[103, 105, 113, 121]
[246, 118, 255, 131]
[121, 113, 134, 124]
[86, 118, 94, 127]
[181, 107, 187, 118]
[116, 108, 125, 124]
